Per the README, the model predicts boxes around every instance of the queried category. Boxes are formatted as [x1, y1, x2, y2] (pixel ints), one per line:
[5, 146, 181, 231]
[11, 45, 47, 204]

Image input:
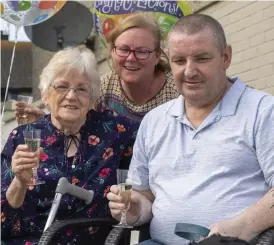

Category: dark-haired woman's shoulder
[100, 72, 119, 90]
[159, 71, 180, 101]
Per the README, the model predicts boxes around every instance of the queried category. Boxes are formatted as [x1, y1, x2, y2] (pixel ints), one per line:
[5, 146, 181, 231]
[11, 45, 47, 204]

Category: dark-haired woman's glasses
[114, 46, 155, 60]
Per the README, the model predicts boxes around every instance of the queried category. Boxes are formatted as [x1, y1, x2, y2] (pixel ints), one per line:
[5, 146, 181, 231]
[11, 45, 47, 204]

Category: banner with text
[94, 0, 192, 48]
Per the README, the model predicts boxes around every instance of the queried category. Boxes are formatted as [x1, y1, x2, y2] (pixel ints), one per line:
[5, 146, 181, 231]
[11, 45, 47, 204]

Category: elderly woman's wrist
[14, 176, 28, 189]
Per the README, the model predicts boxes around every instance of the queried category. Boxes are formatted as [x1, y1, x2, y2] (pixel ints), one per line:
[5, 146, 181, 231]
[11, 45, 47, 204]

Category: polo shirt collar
[220, 77, 246, 117]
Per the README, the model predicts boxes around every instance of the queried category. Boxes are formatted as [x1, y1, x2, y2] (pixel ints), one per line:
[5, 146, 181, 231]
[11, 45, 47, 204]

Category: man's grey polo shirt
[129, 78, 274, 245]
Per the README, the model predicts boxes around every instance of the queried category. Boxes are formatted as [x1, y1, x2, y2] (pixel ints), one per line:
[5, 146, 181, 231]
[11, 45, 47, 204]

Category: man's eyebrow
[195, 52, 211, 56]
[170, 52, 212, 60]
[170, 55, 185, 59]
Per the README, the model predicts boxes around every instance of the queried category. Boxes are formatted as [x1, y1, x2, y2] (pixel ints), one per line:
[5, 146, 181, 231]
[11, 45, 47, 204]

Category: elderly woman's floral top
[1, 110, 139, 245]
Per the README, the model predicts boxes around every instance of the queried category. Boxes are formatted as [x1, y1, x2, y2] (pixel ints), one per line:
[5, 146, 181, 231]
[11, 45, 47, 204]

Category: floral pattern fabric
[1, 110, 139, 245]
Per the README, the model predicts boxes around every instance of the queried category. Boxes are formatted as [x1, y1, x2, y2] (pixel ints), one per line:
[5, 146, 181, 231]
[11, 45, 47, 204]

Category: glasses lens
[135, 50, 150, 60]
[115, 47, 130, 57]
[55, 85, 69, 94]
[75, 87, 90, 96]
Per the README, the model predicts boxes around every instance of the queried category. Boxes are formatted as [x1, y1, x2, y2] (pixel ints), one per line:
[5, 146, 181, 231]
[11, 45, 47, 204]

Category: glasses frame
[114, 46, 156, 60]
[50, 84, 91, 98]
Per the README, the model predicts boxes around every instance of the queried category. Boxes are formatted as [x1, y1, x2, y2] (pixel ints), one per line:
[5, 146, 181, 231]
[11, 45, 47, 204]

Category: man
[107, 14, 274, 245]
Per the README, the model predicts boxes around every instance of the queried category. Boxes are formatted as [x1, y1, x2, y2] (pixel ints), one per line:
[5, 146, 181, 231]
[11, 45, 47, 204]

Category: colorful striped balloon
[0, 0, 67, 27]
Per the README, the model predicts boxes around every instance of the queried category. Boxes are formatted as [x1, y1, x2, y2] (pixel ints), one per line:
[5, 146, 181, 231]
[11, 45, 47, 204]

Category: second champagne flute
[113, 169, 134, 228]
[23, 129, 45, 185]
[17, 95, 33, 125]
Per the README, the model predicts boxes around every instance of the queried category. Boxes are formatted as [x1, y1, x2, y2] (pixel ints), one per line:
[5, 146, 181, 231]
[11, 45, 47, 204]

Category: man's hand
[208, 216, 258, 242]
[107, 185, 142, 224]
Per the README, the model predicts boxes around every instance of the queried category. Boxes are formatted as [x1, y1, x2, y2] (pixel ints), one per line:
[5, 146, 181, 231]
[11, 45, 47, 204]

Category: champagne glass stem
[32, 168, 38, 180]
[120, 210, 127, 226]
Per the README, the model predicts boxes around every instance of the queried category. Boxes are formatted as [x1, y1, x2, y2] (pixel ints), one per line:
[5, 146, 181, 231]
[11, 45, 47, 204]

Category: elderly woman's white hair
[39, 45, 100, 104]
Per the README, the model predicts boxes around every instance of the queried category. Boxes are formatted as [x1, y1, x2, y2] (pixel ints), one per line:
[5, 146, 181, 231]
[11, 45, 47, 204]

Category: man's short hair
[168, 14, 227, 52]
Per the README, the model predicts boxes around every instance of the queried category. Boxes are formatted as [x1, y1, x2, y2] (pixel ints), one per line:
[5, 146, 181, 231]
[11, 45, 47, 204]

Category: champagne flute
[23, 129, 45, 185]
[113, 169, 134, 228]
[17, 95, 33, 125]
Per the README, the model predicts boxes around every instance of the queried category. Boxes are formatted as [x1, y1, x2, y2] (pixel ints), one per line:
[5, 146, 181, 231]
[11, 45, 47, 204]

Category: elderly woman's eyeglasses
[50, 84, 91, 97]
[114, 46, 155, 60]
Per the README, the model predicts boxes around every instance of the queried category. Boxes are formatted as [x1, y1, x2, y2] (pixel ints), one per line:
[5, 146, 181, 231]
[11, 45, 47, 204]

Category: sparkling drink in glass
[119, 183, 133, 211]
[17, 95, 33, 125]
[113, 169, 134, 228]
[23, 129, 45, 185]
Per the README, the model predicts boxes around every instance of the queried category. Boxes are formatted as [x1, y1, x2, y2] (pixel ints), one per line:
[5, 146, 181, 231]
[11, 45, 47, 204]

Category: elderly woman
[1, 46, 139, 245]
[16, 14, 179, 122]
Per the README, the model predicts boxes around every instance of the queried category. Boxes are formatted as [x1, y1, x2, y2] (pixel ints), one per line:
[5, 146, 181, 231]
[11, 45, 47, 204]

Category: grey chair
[37, 217, 274, 245]
[38, 218, 117, 245]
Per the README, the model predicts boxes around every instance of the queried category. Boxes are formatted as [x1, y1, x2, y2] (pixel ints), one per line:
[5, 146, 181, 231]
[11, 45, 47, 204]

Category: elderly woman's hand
[11, 145, 43, 185]
[16, 102, 46, 124]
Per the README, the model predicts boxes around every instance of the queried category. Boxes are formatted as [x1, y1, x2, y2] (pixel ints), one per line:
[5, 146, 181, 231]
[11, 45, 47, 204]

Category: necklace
[64, 133, 82, 171]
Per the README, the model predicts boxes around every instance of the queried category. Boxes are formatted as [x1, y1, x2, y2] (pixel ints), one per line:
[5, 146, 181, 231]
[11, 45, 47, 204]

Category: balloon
[0, 2, 4, 14]
[38, 0, 57, 10]
[0, 0, 67, 27]
[93, 0, 192, 46]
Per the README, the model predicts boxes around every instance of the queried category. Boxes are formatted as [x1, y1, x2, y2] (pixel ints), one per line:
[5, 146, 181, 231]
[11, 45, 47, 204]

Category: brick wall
[199, 1, 274, 95]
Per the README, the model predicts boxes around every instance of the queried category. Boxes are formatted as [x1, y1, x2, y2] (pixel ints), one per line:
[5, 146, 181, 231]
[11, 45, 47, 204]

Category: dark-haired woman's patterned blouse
[95, 71, 179, 122]
[1, 110, 139, 245]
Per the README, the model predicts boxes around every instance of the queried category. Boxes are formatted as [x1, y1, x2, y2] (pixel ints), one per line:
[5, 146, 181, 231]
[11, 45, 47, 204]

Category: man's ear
[223, 45, 232, 70]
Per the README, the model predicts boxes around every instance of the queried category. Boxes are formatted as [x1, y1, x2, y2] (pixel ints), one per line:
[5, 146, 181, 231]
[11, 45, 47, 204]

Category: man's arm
[244, 188, 274, 229]
[133, 189, 155, 225]
[138, 189, 155, 203]
[108, 114, 154, 225]
[271, 189, 274, 209]
[209, 188, 274, 241]
[133, 190, 154, 226]
[245, 188, 274, 232]
[210, 96, 274, 241]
